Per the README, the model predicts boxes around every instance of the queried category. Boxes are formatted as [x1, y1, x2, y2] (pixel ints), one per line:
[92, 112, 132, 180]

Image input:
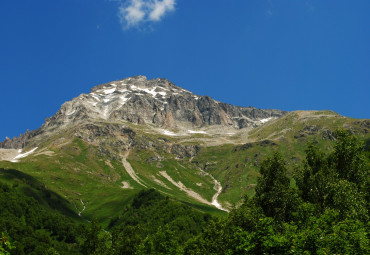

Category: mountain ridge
[0, 75, 286, 149]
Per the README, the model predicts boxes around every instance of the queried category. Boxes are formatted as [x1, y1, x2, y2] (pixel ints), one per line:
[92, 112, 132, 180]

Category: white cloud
[118, 0, 176, 30]
[149, 0, 175, 21]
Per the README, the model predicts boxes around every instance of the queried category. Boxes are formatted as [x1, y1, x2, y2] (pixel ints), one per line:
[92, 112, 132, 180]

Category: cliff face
[45, 75, 286, 129]
[0, 129, 43, 149]
[0, 76, 286, 149]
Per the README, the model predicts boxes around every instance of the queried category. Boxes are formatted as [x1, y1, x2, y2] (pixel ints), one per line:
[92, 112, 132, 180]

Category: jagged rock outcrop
[73, 123, 136, 146]
[169, 144, 201, 158]
[0, 129, 43, 149]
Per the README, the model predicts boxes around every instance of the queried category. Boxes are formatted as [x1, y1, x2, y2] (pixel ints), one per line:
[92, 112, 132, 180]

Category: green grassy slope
[0, 110, 368, 221]
[0, 138, 138, 225]
[0, 137, 224, 224]
[191, 111, 370, 206]
[0, 168, 80, 220]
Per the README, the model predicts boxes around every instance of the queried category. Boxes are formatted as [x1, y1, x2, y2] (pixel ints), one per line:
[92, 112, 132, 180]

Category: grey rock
[294, 125, 321, 139]
[321, 129, 335, 140]
[0, 75, 287, 149]
[170, 144, 201, 158]
[0, 129, 43, 149]
[42, 76, 287, 130]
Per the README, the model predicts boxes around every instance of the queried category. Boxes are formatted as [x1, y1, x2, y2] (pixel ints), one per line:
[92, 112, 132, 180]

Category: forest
[1, 130, 369, 254]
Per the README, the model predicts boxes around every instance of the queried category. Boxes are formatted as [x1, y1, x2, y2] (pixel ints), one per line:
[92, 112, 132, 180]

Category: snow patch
[157, 91, 167, 96]
[103, 88, 116, 94]
[103, 96, 113, 103]
[91, 94, 100, 101]
[78, 199, 86, 217]
[260, 117, 272, 123]
[211, 184, 222, 208]
[188, 130, 207, 134]
[130, 85, 168, 98]
[121, 181, 133, 189]
[12, 147, 38, 162]
[159, 171, 210, 205]
[117, 88, 128, 93]
[162, 130, 177, 136]
[103, 107, 110, 119]
[197, 167, 230, 212]
[119, 95, 130, 106]
[66, 109, 76, 116]
[211, 180, 229, 212]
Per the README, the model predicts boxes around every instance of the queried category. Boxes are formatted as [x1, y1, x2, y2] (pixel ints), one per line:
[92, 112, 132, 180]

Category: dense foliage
[0, 181, 84, 255]
[107, 189, 212, 254]
[183, 130, 369, 254]
[0, 184, 211, 254]
[1, 130, 369, 254]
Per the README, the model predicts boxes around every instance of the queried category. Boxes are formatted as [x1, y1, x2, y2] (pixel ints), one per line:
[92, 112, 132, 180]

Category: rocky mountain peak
[51, 76, 197, 124]
[1, 76, 287, 149]
[90, 76, 187, 95]
[46, 76, 286, 128]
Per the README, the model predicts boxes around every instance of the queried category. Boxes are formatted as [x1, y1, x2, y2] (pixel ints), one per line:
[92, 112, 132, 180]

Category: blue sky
[1, 0, 369, 139]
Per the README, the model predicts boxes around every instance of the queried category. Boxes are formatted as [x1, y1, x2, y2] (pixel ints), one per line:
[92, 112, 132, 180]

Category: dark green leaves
[255, 153, 300, 222]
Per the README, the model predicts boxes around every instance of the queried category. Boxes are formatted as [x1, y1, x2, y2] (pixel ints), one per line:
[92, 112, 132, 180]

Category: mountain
[0, 76, 369, 221]
[0, 76, 285, 149]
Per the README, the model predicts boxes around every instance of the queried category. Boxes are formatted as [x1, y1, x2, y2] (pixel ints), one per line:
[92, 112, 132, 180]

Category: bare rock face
[0, 129, 43, 149]
[169, 144, 201, 158]
[43, 75, 286, 129]
[0, 75, 287, 149]
[73, 123, 135, 145]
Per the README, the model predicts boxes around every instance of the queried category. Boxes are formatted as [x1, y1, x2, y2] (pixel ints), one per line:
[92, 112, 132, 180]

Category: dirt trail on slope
[121, 151, 228, 211]
[159, 171, 211, 205]
[121, 150, 147, 188]
[152, 175, 172, 190]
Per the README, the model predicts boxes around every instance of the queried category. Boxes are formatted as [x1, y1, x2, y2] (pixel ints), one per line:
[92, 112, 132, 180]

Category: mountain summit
[50, 75, 285, 129]
[1, 76, 286, 149]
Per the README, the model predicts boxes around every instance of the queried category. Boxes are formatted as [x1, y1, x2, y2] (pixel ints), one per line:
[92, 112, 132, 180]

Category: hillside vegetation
[1, 130, 368, 254]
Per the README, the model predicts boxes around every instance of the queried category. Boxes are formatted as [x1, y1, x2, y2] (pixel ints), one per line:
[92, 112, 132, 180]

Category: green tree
[136, 225, 181, 255]
[296, 142, 332, 209]
[80, 219, 111, 255]
[183, 218, 228, 255]
[112, 225, 143, 255]
[330, 130, 370, 214]
[296, 130, 369, 220]
[331, 130, 368, 184]
[0, 233, 14, 255]
[255, 153, 299, 222]
[184, 131, 369, 254]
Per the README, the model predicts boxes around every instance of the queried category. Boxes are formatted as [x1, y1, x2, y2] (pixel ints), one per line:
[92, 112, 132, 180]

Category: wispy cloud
[266, 0, 274, 17]
[118, 0, 176, 30]
[305, 1, 315, 12]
